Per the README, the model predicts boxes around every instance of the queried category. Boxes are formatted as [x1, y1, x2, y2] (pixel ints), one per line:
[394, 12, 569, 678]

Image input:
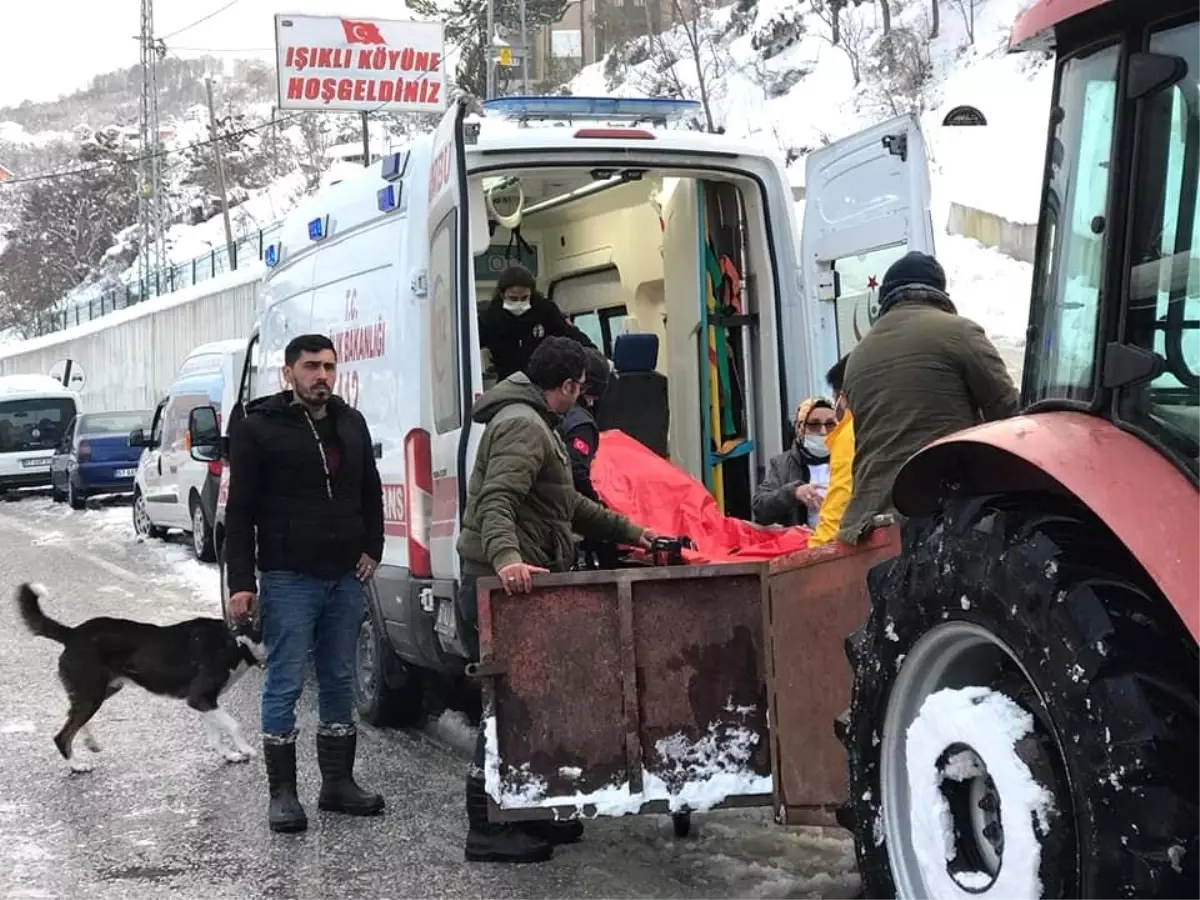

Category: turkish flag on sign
[342, 19, 386, 44]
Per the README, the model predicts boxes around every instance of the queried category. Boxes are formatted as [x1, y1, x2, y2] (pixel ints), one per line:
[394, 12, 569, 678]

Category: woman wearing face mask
[479, 265, 597, 382]
[751, 397, 838, 528]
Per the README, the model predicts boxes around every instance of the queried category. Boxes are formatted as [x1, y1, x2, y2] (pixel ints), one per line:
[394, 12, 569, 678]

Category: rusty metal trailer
[470, 529, 900, 829]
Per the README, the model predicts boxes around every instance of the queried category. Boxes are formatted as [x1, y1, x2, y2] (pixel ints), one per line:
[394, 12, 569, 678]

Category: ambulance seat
[597, 333, 670, 458]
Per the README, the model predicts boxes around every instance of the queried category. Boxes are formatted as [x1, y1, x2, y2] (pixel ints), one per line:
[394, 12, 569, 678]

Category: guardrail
[41, 222, 282, 335]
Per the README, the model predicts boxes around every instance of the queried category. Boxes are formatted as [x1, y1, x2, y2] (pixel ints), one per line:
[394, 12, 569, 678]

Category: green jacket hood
[471, 373, 558, 425]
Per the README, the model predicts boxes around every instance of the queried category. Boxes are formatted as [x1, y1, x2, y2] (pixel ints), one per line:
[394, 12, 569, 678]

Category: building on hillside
[0, 162, 13, 183]
[511, 0, 673, 92]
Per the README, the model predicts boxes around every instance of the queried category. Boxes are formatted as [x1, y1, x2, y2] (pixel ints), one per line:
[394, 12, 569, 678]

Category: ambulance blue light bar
[382, 150, 409, 181]
[308, 216, 328, 241]
[377, 184, 403, 213]
[482, 96, 700, 124]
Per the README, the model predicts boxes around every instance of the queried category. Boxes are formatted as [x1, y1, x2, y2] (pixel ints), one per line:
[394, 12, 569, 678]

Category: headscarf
[793, 397, 834, 464]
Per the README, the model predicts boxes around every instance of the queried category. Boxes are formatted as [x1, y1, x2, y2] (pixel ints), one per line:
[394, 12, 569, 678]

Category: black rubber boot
[263, 736, 307, 833]
[464, 775, 554, 863]
[520, 819, 584, 845]
[316, 726, 385, 816]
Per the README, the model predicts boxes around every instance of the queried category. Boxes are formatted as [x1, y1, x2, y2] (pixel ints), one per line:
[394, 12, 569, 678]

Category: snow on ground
[940, 232, 1032, 380]
[0, 490, 862, 897]
[0, 121, 74, 148]
[154, 169, 304, 270]
[7, 492, 219, 608]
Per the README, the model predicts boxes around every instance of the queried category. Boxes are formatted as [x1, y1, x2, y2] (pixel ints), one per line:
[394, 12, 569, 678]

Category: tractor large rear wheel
[843, 495, 1197, 898]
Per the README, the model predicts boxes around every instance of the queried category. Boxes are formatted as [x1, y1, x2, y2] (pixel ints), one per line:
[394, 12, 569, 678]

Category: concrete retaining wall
[946, 202, 1038, 263]
[0, 266, 264, 414]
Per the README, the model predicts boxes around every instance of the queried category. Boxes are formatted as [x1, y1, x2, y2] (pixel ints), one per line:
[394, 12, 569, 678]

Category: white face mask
[803, 433, 830, 459]
[503, 299, 531, 316]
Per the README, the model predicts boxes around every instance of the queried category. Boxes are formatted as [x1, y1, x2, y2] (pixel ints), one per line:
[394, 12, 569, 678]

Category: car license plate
[21, 458, 50, 468]
[434, 598, 457, 638]
[115, 468, 137, 479]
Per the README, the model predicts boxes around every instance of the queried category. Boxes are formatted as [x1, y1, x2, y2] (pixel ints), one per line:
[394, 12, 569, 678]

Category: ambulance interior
[467, 167, 784, 520]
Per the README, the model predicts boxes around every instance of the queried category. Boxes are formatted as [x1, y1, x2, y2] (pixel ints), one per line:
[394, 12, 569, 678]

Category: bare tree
[811, 0, 870, 85]
[929, 0, 940, 38]
[949, 0, 976, 43]
[867, 25, 933, 116]
[878, 0, 892, 35]
[809, 0, 846, 45]
[295, 114, 332, 191]
[640, 0, 734, 132]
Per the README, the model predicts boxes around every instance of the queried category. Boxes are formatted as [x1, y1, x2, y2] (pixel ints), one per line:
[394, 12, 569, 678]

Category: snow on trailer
[470, 563, 773, 825]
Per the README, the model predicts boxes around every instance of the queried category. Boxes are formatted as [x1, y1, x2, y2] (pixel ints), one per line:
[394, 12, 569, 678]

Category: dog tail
[17, 583, 73, 644]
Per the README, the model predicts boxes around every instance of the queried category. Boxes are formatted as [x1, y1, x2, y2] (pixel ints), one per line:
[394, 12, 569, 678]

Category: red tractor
[838, 0, 1198, 895]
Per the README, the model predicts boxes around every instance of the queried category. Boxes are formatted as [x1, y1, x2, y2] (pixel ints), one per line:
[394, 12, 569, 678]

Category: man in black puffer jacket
[225, 333, 385, 834]
[479, 265, 596, 380]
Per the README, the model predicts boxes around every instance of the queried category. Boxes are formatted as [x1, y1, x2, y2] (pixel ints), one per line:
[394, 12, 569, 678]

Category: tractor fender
[892, 411, 1199, 642]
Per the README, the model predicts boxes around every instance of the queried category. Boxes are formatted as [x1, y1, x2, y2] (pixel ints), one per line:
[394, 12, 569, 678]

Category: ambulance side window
[430, 211, 462, 433]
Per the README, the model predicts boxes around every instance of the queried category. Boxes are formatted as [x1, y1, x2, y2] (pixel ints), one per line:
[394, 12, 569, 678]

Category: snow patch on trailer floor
[485, 715, 771, 816]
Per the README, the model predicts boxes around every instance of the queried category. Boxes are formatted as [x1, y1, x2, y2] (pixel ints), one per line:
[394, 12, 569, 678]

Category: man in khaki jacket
[839, 251, 1019, 543]
[457, 336, 654, 865]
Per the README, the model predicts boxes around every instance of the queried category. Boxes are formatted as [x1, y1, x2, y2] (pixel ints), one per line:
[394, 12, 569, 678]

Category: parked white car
[130, 339, 246, 561]
[0, 374, 80, 493]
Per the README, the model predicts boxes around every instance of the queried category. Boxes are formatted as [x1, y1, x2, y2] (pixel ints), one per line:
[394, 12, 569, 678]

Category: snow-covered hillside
[1, 0, 1046, 362]
[577, 0, 1050, 223]
[571, 0, 1046, 371]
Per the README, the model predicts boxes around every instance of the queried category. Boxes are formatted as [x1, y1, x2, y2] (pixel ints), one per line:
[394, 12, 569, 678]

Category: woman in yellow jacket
[811, 355, 854, 547]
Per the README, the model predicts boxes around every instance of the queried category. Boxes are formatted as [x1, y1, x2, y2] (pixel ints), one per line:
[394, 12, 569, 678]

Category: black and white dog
[16, 582, 265, 773]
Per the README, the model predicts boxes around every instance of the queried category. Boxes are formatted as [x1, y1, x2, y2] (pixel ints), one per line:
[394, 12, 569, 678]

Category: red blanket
[591, 430, 812, 564]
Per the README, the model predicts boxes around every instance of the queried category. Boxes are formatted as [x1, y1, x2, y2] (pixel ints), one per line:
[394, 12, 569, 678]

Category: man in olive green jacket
[457, 336, 654, 866]
[839, 251, 1019, 543]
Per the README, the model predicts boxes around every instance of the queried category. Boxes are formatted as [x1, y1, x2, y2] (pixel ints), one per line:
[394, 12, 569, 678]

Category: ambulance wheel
[672, 812, 692, 838]
[355, 610, 424, 727]
[842, 494, 1198, 899]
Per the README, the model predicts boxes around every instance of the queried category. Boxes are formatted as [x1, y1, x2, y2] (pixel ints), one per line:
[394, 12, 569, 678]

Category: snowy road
[0, 491, 859, 899]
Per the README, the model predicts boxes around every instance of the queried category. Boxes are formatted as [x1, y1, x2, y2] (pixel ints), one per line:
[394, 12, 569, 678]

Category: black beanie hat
[877, 251, 947, 314]
[497, 264, 536, 293]
[582, 348, 611, 400]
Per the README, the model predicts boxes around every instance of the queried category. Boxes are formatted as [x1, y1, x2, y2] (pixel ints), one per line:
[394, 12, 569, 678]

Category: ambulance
[201, 95, 934, 722]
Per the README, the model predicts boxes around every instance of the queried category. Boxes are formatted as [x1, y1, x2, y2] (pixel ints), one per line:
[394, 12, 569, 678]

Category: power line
[0, 111, 306, 187]
[160, 0, 243, 41]
[166, 46, 276, 53]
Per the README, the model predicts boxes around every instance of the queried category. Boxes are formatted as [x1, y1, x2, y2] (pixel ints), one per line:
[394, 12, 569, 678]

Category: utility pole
[360, 111, 371, 167]
[486, 0, 496, 99]
[518, 0, 530, 95]
[205, 78, 237, 270]
[270, 105, 281, 177]
[137, 0, 166, 291]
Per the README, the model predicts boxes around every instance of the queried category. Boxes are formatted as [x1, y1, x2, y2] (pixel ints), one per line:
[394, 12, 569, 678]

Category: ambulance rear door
[800, 114, 935, 388]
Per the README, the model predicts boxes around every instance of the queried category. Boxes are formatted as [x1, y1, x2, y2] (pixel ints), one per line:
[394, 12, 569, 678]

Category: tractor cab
[1015, 0, 1199, 475]
[835, 2, 1199, 897]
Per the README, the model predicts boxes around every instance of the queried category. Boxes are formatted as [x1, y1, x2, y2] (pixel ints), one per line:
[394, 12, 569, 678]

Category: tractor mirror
[1126, 52, 1187, 100]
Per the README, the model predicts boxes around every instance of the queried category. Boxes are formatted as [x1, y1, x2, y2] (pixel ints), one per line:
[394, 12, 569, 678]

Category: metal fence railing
[41, 222, 283, 336]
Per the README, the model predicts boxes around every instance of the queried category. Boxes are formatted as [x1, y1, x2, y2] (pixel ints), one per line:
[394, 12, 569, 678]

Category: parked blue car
[51, 410, 151, 509]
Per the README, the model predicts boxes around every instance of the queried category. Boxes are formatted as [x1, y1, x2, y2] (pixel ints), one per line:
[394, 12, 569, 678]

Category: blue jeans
[259, 571, 365, 737]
